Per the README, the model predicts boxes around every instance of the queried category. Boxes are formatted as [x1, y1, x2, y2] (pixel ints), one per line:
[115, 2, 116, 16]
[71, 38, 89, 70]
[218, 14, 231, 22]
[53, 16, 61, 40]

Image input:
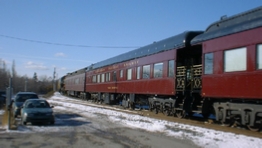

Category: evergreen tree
[33, 72, 38, 82]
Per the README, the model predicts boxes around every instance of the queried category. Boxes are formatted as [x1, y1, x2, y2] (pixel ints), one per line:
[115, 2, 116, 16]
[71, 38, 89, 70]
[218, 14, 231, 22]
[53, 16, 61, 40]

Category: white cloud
[0, 58, 11, 65]
[55, 52, 66, 57]
[25, 61, 49, 70]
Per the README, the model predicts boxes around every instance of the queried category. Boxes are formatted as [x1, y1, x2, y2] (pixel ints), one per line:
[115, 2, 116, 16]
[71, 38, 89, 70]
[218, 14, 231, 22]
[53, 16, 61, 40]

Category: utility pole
[24, 77, 27, 92]
[53, 67, 56, 91]
[7, 78, 13, 130]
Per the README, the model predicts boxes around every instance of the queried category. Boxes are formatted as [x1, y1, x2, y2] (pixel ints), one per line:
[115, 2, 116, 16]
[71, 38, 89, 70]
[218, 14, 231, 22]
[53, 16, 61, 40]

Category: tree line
[0, 59, 54, 95]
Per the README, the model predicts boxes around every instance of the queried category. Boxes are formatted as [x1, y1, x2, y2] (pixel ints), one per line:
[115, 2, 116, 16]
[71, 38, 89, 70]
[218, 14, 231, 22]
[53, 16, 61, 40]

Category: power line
[0, 34, 140, 49]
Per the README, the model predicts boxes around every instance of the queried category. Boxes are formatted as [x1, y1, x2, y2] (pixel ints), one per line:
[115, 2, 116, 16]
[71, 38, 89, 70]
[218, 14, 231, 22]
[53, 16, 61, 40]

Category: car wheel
[22, 117, 27, 125]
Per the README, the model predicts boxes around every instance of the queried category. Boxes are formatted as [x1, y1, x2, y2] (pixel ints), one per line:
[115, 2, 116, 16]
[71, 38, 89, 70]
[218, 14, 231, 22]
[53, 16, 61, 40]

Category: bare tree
[0, 59, 10, 90]
[0, 58, 54, 94]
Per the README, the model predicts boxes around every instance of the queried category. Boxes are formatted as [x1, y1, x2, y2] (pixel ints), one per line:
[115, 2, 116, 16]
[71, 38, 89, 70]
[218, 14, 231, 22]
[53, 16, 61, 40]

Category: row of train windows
[204, 44, 262, 74]
[92, 60, 175, 83]
[66, 77, 84, 84]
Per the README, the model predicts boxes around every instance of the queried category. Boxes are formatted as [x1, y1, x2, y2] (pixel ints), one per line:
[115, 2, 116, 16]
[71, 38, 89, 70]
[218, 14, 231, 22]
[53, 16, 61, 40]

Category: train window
[168, 60, 175, 77]
[92, 75, 96, 83]
[154, 63, 163, 78]
[137, 67, 140, 79]
[204, 53, 214, 74]
[105, 73, 108, 82]
[120, 70, 123, 78]
[142, 65, 150, 79]
[75, 78, 79, 84]
[97, 74, 100, 83]
[257, 44, 262, 69]
[101, 73, 105, 82]
[106, 73, 110, 82]
[127, 69, 132, 80]
[224, 47, 247, 72]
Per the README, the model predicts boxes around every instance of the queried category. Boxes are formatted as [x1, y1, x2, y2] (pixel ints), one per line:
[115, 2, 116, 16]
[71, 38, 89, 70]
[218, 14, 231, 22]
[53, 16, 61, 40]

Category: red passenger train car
[84, 31, 202, 110]
[64, 68, 87, 98]
[61, 6, 262, 131]
[191, 6, 262, 130]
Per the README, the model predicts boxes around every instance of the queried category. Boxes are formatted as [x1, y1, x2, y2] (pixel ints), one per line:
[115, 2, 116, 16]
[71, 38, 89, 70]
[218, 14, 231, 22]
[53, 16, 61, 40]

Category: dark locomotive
[59, 6, 262, 131]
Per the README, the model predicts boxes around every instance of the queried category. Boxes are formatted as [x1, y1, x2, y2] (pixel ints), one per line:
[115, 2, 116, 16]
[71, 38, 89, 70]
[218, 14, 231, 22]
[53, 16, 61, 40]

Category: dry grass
[1, 106, 8, 127]
[1, 106, 17, 130]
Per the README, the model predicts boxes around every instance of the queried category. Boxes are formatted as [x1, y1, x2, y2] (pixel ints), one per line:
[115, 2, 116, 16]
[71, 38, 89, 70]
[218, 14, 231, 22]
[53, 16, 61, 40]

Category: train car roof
[191, 6, 262, 44]
[66, 67, 87, 77]
[91, 31, 202, 70]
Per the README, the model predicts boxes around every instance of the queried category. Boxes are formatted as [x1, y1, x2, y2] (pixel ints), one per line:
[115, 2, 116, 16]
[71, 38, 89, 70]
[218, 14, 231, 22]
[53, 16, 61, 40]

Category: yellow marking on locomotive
[124, 60, 139, 67]
[108, 86, 118, 89]
[108, 65, 119, 70]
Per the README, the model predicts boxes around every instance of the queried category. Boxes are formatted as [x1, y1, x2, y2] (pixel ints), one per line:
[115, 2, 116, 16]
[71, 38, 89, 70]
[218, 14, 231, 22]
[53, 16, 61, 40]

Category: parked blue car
[20, 99, 55, 125]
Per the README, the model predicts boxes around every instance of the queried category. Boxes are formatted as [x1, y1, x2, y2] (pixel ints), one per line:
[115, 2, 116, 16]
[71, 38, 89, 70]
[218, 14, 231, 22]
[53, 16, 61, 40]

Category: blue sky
[0, 1, 261, 80]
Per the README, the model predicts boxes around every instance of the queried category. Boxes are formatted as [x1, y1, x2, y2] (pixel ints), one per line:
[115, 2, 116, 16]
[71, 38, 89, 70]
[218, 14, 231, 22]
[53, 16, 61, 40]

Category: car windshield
[15, 94, 38, 102]
[25, 100, 50, 108]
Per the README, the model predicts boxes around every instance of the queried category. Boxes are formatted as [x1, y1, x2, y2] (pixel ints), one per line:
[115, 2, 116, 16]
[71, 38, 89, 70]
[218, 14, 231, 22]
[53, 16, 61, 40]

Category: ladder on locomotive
[176, 63, 202, 93]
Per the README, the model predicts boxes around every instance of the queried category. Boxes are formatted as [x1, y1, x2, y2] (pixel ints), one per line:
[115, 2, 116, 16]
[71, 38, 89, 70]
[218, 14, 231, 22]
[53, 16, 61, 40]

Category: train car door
[175, 46, 202, 116]
[176, 46, 202, 93]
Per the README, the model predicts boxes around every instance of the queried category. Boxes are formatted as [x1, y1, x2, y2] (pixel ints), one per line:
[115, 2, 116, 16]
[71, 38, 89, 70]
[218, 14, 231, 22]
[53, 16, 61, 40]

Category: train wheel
[217, 108, 233, 126]
[247, 121, 262, 132]
[221, 115, 236, 127]
[149, 103, 153, 112]
[163, 110, 170, 116]
[171, 108, 176, 117]
[175, 110, 185, 118]
[129, 103, 134, 110]
[154, 108, 158, 114]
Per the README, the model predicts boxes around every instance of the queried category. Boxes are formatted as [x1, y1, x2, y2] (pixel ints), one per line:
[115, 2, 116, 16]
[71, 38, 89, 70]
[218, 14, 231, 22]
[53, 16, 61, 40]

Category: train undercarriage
[63, 88, 262, 132]
[213, 100, 262, 131]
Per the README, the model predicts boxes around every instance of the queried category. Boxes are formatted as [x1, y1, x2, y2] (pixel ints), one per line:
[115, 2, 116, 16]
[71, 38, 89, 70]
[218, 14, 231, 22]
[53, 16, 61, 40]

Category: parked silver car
[20, 99, 55, 125]
[11, 92, 39, 117]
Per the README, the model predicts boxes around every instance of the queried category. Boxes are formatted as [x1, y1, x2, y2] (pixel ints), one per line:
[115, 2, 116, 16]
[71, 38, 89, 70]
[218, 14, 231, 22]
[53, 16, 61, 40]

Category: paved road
[0, 107, 199, 148]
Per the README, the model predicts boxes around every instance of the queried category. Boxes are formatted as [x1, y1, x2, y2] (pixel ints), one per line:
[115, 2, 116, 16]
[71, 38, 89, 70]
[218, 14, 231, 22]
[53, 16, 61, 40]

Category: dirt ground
[0, 129, 198, 148]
